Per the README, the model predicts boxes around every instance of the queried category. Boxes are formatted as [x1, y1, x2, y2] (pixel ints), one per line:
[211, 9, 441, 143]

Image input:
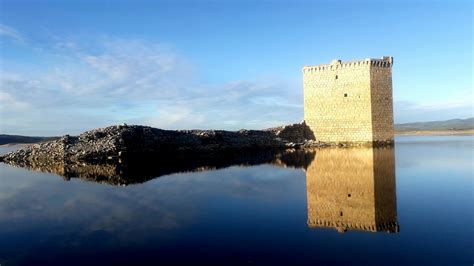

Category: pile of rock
[0, 123, 326, 167]
[266, 121, 321, 146]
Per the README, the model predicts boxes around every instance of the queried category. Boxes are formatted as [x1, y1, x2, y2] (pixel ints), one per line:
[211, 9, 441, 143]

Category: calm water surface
[0, 136, 472, 265]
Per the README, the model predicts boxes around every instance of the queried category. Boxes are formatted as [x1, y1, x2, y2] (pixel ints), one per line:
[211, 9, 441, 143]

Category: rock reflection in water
[306, 147, 399, 233]
[5, 149, 315, 185]
[4, 145, 399, 233]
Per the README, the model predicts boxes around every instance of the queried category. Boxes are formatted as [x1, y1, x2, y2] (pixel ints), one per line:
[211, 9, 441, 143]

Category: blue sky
[0, 0, 472, 135]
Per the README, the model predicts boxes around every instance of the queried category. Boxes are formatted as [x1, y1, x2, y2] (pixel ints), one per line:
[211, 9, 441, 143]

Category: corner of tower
[381, 56, 394, 65]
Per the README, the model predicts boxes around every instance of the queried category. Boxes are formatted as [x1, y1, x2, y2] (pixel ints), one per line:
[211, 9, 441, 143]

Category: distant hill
[395, 118, 474, 132]
[0, 134, 58, 145]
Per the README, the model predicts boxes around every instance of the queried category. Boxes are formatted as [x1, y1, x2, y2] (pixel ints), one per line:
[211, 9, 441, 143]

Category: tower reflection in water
[306, 147, 399, 233]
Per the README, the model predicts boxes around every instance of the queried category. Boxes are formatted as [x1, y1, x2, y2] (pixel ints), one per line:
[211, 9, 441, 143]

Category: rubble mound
[0, 123, 325, 166]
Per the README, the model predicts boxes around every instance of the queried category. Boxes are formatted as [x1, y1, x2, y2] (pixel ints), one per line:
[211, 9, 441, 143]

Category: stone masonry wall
[370, 63, 395, 142]
[303, 57, 394, 143]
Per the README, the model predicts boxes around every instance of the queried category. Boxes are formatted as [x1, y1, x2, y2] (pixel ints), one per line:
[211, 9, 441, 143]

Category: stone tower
[303, 56, 394, 144]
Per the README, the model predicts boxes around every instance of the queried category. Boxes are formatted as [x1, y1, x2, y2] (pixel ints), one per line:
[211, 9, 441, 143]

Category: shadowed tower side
[306, 147, 398, 233]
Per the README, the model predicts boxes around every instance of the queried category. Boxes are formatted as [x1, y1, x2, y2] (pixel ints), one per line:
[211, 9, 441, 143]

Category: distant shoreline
[395, 129, 474, 136]
[0, 143, 29, 147]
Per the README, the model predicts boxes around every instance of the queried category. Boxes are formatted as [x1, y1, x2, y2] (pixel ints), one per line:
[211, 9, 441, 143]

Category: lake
[0, 136, 472, 265]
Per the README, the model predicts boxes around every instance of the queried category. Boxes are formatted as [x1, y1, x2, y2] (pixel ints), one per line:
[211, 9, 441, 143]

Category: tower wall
[370, 63, 394, 142]
[303, 57, 394, 143]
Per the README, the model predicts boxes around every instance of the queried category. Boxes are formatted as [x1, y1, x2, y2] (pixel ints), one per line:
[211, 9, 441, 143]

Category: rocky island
[0, 123, 324, 185]
[0, 122, 321, 166]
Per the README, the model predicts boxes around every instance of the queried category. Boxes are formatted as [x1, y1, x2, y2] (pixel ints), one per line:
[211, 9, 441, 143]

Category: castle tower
[306, 147, 399, 233]
[303, 57, 394, 144]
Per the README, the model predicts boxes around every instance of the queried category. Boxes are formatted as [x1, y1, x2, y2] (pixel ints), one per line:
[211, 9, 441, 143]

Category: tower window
[335, 75, 338, 79]
[340, 211, 343, 216]
[348, 194, 351, 197]
[344, 93, 348, 97]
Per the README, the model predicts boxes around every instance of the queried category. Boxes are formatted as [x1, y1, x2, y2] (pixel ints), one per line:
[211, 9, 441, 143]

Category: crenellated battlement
[307, 219, 399, 233]
[303, 56, 393, 73]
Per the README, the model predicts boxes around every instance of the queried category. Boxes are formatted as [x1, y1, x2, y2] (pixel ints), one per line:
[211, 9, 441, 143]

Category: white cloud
[145, 106, 206, 129]
[399, 89, 473, 110]
[0, 24, 24, 42]
[0, 91, 30, 110]
[3, 33, 470, 135]
[0, 37, 301, 135]
[394, 89, 474, 123]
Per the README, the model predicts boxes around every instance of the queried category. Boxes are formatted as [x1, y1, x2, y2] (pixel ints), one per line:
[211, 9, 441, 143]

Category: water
[0, 136, 472, 265]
